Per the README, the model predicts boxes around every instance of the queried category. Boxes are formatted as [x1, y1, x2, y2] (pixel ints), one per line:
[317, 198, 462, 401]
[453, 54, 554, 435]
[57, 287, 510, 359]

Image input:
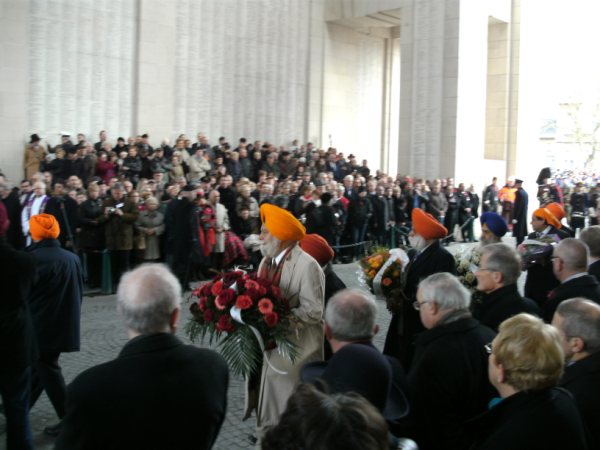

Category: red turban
[29, 214, 60, 241]
[300, 234, 334, 266]
[260, 203, 306, 242]
[411, 208, 447, 240]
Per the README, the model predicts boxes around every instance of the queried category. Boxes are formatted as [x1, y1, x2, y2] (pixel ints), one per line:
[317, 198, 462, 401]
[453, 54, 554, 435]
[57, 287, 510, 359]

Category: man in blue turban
[480, 212, 508, 246]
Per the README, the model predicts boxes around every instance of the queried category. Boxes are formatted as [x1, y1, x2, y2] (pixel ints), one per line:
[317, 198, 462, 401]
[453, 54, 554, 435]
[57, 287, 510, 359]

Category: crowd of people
[2, 131, 600, 450]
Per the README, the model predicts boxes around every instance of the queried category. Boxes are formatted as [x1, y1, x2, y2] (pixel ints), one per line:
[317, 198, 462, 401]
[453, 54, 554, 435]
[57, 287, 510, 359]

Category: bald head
[325, 289, 378, 342]
[553, 238, 589, 280]
[117, 264, 181, 336]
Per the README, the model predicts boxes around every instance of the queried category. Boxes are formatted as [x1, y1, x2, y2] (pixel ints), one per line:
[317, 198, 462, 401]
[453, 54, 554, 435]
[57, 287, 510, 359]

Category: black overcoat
[26, 239, 83, 353]
[55, 333, 229, 450]
[408, 316, 496, 450]
[468, 388, 588, 450]
[545, 274, 600, 322]
[383, 240, 456, 368]
[472, 284, 540, 331]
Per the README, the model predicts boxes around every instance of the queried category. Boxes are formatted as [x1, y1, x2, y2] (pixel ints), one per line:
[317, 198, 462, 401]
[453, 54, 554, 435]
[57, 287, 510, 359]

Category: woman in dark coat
[469, 313, 588, 450]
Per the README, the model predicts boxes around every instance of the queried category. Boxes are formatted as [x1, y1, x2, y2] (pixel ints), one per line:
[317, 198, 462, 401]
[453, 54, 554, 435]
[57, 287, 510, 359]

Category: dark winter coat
[472, 284, 540, 331]
[26, 239, 83, 353]
[408, 314, 496, 450]
[384, 241, 457, 368]
[545, 274, 600, 322]
[468, 388, 588, 450]
[560, 350, 600, 449]
[98, 198, 139, 251]
[0, 239, 37, 372]
[56, 333, 229, 450]
[78, 197, 105, 249]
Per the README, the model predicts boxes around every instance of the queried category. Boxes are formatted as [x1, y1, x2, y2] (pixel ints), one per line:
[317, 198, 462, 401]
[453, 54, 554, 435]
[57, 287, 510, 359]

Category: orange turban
[260, 203, 306, 242]
[412, 208, 447, 240]
[29, 214, 60, 241]
[533, 208, 561, 229]
[300, 234, 334, 266]
[546, 203, 565, 221]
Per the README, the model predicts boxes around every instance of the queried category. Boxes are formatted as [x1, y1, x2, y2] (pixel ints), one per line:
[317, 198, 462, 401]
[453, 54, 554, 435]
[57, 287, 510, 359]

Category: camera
[108, 207, 117, 214]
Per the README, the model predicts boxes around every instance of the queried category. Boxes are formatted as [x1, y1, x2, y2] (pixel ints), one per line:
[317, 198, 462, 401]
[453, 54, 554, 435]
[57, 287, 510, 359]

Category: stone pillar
[0, 0, 29, 180]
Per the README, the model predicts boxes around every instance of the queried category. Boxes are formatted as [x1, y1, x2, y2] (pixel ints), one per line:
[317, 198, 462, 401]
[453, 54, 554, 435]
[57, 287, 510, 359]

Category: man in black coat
[473, 243, 540, 331]
[384, 208, 456, 369]
[553, 298, 600, 449]
[546, 238, 600, 322]
[512, 178, 528, 245]
[164, 185, 202, 290]
[524, 207, 567, 307]
[55, 264, 229, 450]
[408, 273, 496, 450]
[26, 213, 83, 436]
[44, 179, 80, 250]
[0, 203, 37, 449]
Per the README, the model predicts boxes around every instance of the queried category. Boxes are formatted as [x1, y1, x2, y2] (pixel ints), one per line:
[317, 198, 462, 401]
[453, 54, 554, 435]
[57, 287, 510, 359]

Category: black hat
[514, 178, 524, 184]
[30, 134, 41, 143]
[536, 167, 552, 185]
[321, 192, 333, 204]
[300, 344, 409, 422]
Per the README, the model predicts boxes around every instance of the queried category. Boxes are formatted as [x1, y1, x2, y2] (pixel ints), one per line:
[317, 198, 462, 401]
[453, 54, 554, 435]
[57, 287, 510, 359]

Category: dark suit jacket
[408, 314, 496, 450]
[472, 284, 540, 331]
[560, 351, 600, 449]
[588, 259, 600, 283]
[383, 240, 457, 368]
[468, 388, 588, 450]
[545, 274, 600, 322]
[56, 333, 229, 450]
[0, 239, 37, 372]
[512, 187, 528, 244]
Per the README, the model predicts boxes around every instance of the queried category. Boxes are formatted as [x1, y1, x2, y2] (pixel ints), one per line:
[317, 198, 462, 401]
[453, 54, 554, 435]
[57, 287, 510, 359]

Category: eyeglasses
[484, 342, 493, 354]
[476, 267, 494, 272]
[550, 256, 561, 262]
[412, 300, 430, 311]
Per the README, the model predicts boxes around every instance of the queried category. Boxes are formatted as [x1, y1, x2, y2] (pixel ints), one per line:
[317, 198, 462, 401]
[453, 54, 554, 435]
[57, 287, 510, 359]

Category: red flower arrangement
[187, 270, 298, 377]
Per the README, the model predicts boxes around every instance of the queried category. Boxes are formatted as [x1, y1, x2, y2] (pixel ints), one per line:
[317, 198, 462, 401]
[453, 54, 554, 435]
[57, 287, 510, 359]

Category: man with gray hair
[547, 237, 600, 322]
[409, 272, 496, 450]
[552, 298, 600, 448]
[301, 288, 410, 436]
[473, 243, 539, 331]
[56, 264, 229, 450]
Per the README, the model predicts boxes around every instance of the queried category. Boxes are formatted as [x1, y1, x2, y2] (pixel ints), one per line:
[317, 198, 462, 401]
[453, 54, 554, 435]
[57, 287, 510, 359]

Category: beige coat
[24, 144, 47, 179]
[251, 244, 325, 428]
[136, 210, 165, 260]
[213, 202, 230, 253]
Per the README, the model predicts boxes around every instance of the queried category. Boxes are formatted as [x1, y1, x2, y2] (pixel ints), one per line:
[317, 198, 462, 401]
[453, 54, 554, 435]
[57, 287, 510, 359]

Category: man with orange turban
[546, 202, 575, 237]
[523, 207, 567, 307]
[245, 204, 325, 439]
[383, 208, 456, 369]
[26, 214, 83, 436]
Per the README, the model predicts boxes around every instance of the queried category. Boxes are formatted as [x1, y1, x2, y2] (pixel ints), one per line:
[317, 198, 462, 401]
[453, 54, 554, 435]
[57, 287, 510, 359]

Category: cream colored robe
[253, 244, 325, 428]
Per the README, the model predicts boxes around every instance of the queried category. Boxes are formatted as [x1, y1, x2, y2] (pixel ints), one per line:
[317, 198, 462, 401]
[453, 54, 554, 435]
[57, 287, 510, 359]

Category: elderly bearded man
[479, 212, 508, 246]
[246, 204, 325, 436]
[383, 208, 456, 369]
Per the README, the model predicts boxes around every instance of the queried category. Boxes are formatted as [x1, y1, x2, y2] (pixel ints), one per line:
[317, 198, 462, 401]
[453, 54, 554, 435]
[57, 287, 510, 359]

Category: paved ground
[3, 234, 519, 450]
[1, 260, 387, 450]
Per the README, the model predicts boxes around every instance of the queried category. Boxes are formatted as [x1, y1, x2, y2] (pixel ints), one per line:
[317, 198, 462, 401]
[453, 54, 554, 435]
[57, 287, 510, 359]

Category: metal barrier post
[101, 249, 112, 295]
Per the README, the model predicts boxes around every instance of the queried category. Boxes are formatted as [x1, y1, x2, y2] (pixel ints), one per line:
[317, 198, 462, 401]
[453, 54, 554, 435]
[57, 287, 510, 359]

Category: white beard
[260, 237, 282, 258]
[409, 235, 428, 252]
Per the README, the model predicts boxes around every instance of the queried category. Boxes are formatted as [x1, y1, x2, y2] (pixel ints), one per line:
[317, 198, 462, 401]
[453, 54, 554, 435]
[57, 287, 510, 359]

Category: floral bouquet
[186, 270, 298, 378]
[454, 245, 482, 292]
[358, 247, 390, 291]
[517, 235, 560, 270]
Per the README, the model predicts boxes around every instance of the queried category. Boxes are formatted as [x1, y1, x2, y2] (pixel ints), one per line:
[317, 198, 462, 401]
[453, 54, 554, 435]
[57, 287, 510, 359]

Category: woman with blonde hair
[469, 313, 588, 449]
